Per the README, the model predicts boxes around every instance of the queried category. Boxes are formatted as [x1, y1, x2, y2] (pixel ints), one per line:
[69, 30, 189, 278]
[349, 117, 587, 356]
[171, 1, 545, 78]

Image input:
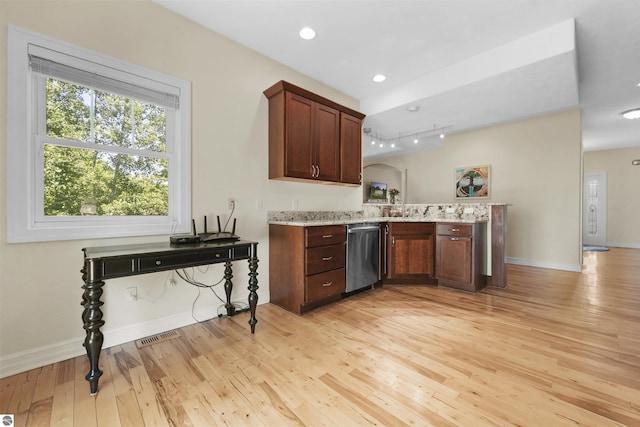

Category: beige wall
[365, 110, 584, 271]
[584, 147, 640, 248]
[0, 1, 364, 374]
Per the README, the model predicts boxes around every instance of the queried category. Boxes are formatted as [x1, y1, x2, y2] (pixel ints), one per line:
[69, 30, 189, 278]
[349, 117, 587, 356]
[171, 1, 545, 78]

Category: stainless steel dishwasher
[346, 223, 380, 293]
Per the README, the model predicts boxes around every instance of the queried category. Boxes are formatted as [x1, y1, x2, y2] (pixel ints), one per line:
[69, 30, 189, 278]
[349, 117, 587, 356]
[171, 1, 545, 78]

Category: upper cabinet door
[285, 92, 315, 179]
[314, 103, 340, 182]
[340, 113, 363, 185]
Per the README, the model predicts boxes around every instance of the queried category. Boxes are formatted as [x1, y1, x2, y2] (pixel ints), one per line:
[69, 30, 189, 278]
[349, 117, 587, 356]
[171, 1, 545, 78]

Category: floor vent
[135, 330, 181, 348]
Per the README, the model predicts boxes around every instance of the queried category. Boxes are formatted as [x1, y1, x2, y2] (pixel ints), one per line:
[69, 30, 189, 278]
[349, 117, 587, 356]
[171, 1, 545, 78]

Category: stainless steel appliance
[346, 223, 380, 293]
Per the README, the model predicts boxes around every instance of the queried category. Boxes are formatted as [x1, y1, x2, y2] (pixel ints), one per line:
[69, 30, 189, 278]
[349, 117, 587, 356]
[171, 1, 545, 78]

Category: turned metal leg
[248, 243, 259, 333]
[82, 260, 105, 395]
[224, 261, 235, 316]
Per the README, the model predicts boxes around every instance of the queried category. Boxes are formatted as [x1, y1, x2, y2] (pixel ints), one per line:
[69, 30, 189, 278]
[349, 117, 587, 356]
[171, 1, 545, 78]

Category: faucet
[396, 198, 405, 217]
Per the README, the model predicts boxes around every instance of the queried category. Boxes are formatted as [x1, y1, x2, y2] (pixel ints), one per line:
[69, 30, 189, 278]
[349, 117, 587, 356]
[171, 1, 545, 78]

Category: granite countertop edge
[268, 217, 488, 226]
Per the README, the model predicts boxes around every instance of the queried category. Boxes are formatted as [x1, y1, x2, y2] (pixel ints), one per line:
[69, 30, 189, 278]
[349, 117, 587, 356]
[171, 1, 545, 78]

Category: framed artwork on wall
[369, 181, 388, 202]
[455, 165, 490, 199]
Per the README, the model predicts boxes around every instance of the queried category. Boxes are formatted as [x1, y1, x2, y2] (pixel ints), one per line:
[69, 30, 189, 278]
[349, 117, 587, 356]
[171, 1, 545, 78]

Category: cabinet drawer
[138, 249, 230, 272]
[389, 222, 434, 235]
[306, 268, 345, 302]
[436, 223, 473, 237]
[306, 244, 345, 275]
[305, 225, 346, 247]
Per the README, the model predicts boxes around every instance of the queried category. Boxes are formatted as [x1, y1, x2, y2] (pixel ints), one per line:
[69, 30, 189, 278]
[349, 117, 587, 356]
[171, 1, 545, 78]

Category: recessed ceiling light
[406, 105, 420, 112]
[621, 108, 640, 119]
[373, 74, 386, 83]
[299, 27, 316, 40]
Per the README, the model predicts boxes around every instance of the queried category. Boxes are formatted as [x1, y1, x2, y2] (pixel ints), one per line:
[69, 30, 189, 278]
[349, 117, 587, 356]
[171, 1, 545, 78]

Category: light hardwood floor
[2, 247, 639, 426]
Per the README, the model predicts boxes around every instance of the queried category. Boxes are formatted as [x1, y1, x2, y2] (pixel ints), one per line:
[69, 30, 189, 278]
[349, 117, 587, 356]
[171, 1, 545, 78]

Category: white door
[583, 172, 607, 247]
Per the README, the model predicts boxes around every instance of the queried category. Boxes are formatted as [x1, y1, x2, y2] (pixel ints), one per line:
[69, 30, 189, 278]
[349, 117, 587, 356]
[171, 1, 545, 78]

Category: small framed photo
[369, 182, 388, 201]
[455, 165, 490, 199]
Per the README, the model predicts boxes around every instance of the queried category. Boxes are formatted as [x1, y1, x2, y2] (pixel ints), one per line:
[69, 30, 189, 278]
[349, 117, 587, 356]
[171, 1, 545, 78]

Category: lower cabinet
[435, 222, 487, 292]
[269, 224, 346, 314]
[385, 222, 436, 284]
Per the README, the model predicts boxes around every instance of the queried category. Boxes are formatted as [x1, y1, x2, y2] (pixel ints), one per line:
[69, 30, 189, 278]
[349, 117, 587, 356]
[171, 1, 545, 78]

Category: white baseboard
[0, 292, 270, 379]
[507, 257, 582, 272]
[607, 242, 640, 249]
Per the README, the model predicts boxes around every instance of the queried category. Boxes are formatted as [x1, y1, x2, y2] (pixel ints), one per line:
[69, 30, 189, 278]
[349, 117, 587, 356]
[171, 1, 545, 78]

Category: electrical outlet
[126, 286, 138, 302]
[228, 198, 235, 210]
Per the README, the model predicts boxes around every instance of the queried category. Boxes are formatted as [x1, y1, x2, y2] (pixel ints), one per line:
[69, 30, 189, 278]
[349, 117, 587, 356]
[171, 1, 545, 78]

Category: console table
[81, 239, 259, 395]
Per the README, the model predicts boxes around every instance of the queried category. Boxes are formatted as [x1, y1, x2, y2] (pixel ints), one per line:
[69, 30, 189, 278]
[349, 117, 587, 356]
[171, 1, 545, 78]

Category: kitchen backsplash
[268, 203, 504, 223]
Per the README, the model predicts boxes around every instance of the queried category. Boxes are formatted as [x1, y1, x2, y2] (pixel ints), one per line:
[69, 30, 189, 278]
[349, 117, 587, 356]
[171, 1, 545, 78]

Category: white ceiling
[155, 0, 640, 160]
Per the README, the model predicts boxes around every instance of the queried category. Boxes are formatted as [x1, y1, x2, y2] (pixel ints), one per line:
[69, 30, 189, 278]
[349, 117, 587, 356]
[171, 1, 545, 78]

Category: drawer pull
[322, 256, 333, 261]
[322, 234, 333, 238]
[155, 260, 162, 266]
[450, 237, 459, 241]
[322, 282, 333, 287]
[450, 228, 460, 232]
[215, 253, 221, 258]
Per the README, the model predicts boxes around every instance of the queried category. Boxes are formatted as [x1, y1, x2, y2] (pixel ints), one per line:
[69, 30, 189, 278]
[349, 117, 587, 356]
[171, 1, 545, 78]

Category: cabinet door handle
[392, 236, 395, 246]
[322, 256, 333, 261]
[322, 282, 333, 287]
[450, 237, 459, 241]
[322, 234, 333, 238]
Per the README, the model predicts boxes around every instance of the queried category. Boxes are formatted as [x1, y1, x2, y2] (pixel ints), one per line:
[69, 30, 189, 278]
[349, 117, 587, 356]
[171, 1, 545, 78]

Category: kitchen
[264, 80, 508, 314]
[1, 0, 639, 397]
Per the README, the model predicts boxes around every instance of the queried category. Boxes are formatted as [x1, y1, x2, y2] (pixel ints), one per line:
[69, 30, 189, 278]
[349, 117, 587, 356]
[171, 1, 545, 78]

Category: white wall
[584, 147, 640, 248]
[362, 164, 403, 203]
[365, 109, 583, 271]
[0, 1, 363, 375]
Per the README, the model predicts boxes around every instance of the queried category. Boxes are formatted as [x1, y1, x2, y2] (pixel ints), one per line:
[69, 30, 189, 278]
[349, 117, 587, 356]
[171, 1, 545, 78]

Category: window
[7, 25, 191, 242]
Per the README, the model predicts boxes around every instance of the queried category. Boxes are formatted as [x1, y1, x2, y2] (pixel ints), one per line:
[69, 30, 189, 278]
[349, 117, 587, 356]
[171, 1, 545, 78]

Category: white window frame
[7, 25, 192, 243]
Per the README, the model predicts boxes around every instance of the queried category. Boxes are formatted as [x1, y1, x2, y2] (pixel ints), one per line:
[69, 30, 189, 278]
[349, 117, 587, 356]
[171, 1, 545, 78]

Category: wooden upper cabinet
[264, 80, 365, 186]
[340, 113, 363, 184]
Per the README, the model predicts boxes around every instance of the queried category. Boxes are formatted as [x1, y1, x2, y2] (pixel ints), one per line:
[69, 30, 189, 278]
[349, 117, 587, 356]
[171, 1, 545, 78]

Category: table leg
[224, 261, 235, 316]
[248, 244, 259, 333]
[81, 263, 105, 395]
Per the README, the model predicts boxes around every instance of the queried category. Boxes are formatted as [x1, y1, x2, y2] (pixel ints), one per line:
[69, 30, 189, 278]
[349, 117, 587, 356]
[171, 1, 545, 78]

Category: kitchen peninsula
[268, 203, 507, 314]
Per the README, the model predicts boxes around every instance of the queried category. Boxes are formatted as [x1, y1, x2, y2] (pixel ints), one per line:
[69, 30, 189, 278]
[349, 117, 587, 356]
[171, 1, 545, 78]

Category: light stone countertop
[267, 203, 507, 227]
[267, 203, 506, 227]
[268, 216, 487, 227]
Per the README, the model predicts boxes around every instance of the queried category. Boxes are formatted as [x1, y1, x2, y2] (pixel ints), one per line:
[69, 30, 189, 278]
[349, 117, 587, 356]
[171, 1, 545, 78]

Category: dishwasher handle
[347, 226, 380, 233]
